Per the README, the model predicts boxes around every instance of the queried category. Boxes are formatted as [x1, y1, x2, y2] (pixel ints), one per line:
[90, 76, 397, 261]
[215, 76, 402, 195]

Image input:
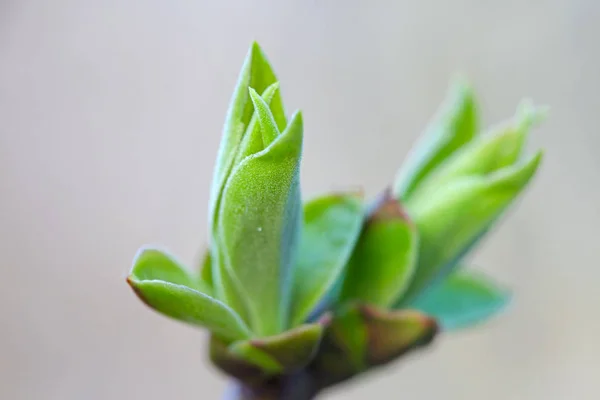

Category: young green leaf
[410, 270, 511, 330]
[232, 83, 282, 166]
[249, 87, 281, 146]
[408, 102, 544, 205]
[127, 247, 252, 342]
[290, 193, 365, 326]
[400, 151, 543, 303]
[209, 42, 286, 236]
[394, 79, 478, 201]
[209, 82, 284, 321]
[208, 246, 252, 325]
[199, 249, 213, 294]
[217, 111, 304, 336]
[340, 191, 418, 308]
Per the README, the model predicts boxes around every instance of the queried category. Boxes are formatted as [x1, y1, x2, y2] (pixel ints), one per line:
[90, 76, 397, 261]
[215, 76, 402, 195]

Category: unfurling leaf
[290, 193, 365, 326]
[209, 42, 286, 230]
[217, 111, 304, 336]
[341, 190, 418, 307]
[210, 83, 284, 323]
[411, 270, 511, 330]
[394, 79, 478, 201]
[407, 102, 544, 205]
[127, 247, 252, 342]
[400, 151, 543, 303]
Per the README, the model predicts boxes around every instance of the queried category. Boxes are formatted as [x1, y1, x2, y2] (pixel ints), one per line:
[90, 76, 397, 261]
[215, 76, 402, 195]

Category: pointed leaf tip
[249, 86, 281, 146]
[394, 80, 479, 200]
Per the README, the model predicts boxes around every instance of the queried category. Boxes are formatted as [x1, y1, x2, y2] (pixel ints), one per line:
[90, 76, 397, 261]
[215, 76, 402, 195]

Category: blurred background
[1, 0, 598, 399]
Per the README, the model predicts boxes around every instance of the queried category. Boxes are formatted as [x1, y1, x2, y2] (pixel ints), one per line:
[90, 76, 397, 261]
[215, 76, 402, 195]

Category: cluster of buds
[126, 42, 544, 400]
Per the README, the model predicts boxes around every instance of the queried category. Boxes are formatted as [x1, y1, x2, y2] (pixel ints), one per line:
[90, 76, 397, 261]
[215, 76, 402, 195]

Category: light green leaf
[131, 246, 207, 293]
[209, 82, 283, 321]
[340, 191, 418, 308]
[199, 249, 213, 294]
[408, 101, 545, 205]
[249, 87, 281, 146]
[400, 151, 543, 303]
[394, 79, 478, 201]
[209, 42, 286, 236]
[209, 247, 252, 327]
[127, 247, 252, 342]
[411, 270, 511, 330]
[290, 193, 365, 326]
[217, 111, 304, 336]
[232, 83, 282, 167]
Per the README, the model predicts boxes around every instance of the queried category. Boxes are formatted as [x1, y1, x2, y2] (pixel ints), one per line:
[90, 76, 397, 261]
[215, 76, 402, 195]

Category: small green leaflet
[410, 270, 511, 330]
[127, 247, 252, 342]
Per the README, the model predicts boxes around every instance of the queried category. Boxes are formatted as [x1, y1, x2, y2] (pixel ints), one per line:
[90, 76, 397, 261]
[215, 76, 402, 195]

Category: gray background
[1, 0, 598, 399]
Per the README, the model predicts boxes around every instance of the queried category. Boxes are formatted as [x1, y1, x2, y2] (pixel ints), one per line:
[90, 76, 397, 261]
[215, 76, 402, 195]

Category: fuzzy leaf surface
[217, 111, 304, 336]
[127, 247, 252, 342]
